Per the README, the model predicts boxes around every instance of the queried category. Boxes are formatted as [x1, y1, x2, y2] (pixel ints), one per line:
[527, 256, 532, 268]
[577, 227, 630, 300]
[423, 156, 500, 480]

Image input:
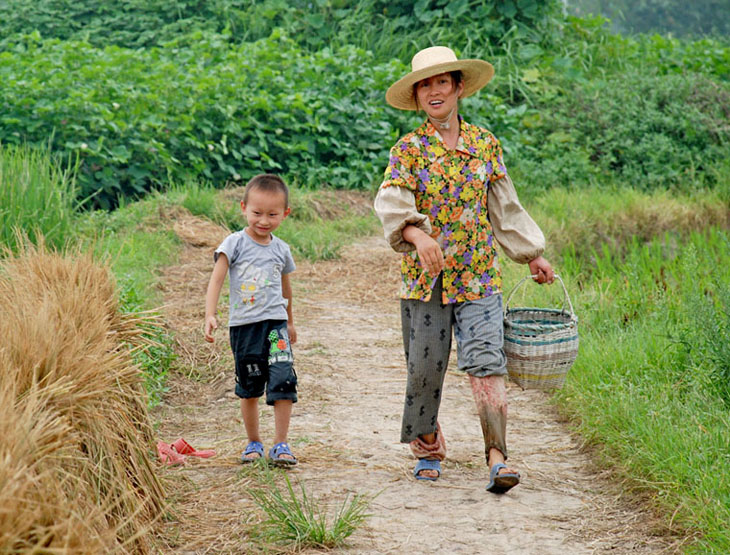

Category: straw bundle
[0, 243, 165, 553]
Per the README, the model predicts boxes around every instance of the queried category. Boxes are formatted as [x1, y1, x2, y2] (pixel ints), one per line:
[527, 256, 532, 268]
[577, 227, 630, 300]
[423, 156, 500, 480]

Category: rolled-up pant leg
[399, 280, 453, 443]
[453, 294, 509, 460]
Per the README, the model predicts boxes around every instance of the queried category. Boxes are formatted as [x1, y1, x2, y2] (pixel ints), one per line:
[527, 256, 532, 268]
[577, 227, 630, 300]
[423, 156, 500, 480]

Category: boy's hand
[204, 315, 218, 343]
[287, 323, 297, 345]
[528, 256, 555, 284]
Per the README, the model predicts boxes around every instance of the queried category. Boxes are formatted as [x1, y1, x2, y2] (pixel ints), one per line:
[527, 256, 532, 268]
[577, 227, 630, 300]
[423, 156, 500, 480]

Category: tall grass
[496, 186, 730, 552]
[0, 143, 77, 253]
[524, 185, 729, 264]
[535, 230, 730, 553]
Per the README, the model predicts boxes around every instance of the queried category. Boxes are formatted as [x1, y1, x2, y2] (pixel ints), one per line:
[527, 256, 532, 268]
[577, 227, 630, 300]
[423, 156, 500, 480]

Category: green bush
[0, 0, 563, 59]
[0, 32, 414, 208]
[513, 71, 730, 190]
[1, 2, 728, 207]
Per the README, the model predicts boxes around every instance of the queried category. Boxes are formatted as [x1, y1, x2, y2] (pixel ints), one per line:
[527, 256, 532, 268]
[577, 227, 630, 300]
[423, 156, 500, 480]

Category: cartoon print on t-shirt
[234, 265, 271, 309]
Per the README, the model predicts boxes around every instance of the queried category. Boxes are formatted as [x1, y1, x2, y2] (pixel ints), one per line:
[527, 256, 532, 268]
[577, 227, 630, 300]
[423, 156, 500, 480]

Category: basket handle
[503, 274, 575, 317]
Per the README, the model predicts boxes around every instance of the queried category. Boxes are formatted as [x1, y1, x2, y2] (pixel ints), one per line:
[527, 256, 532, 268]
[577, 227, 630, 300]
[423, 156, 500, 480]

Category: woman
[374, 46, 554, 492]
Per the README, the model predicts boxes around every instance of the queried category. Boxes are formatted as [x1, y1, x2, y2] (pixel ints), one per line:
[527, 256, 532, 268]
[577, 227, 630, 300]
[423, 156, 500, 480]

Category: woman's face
[415, 72, 464, 121]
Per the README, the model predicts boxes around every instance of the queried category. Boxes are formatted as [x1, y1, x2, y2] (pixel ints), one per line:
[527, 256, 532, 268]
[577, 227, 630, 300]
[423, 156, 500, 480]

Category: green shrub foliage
[0, 33, 413, 207]
[0, 1, 728, 206]
[0, 0, 561, 55]
[519, 72, 730, 190]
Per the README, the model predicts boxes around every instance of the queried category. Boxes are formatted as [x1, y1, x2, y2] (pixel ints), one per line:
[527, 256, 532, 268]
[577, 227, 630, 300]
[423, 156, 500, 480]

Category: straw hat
[386, 46, 494, 111]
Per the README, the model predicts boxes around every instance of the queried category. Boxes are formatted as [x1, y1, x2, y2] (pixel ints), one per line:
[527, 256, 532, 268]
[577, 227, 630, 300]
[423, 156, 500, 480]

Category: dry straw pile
[0, 243, 165, 553]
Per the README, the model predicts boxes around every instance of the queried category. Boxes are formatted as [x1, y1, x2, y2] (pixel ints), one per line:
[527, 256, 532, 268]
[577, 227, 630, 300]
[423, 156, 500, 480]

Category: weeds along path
[154, 206, 675, 554]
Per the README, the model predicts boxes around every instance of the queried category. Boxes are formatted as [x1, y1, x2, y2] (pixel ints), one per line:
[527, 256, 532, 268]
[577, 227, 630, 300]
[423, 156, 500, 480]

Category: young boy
[204, 173, 298, 466]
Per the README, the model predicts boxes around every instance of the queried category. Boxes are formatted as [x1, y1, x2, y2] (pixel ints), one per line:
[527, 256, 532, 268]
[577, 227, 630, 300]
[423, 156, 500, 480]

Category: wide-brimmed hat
[386, 46, 494, 111]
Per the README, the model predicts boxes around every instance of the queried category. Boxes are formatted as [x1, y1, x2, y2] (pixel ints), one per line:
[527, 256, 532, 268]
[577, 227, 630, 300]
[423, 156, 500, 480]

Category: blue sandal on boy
[268, 442, 298, 466]
[241, 441, 264, 464]
[413, 458, 441, 481]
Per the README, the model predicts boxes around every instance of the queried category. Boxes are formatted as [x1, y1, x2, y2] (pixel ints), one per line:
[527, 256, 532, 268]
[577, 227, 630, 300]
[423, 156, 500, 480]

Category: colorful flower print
[381, 118, 505, 303]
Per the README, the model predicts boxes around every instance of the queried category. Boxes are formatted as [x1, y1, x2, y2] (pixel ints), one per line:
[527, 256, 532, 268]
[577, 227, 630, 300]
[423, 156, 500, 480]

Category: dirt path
[153, 209, 676, 554]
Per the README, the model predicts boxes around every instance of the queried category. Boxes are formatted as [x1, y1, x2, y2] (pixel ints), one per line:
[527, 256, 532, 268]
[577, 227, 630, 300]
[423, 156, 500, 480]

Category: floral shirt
[380, 118, 506, 304]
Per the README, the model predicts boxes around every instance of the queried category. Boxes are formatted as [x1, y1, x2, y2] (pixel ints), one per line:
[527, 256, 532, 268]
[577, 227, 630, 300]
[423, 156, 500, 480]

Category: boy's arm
[281, 272, 296, 344]
[204, 254, 229, 343]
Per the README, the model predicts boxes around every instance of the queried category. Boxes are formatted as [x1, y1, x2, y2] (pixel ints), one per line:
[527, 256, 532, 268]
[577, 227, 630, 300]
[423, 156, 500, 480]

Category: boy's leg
[271, 399, 295, 462]
[273, 399, 292, 444]
[453, 294, 517, 478]
[241, 397, 264, 461]
[241, 397, 262, 442]
[265, 322, 297, 462]
[230, 324, 269, 462]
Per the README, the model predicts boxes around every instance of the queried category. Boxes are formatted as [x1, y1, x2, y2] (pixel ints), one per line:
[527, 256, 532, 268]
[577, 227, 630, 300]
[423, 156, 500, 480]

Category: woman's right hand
[403, 225, 444, 275]
[415, 234, 445, 275]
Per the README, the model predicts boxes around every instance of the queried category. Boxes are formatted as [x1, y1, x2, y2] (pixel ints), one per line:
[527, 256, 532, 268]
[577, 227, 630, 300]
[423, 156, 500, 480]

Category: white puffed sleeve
[488, 174, 545, 264]
[373, 184, 432, 253]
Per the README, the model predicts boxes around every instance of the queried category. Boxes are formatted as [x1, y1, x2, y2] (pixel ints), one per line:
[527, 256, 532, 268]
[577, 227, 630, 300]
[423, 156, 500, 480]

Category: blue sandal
[485, 462, 520, 494]
[268, 442, 298, 466]
[241, 441, 264, 464]
[413, 458, 441, 481]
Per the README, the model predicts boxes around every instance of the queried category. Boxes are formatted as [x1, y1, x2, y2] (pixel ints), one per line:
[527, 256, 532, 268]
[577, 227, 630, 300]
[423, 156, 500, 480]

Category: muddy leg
[469, 374, 513, 470]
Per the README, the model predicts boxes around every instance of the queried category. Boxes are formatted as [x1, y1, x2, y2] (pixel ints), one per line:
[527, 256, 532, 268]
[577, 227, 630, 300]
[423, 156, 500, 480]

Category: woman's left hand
[528, 256, 555, 284]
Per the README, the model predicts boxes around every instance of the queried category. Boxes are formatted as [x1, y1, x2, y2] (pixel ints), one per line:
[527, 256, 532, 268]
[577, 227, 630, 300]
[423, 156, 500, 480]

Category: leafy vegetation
[0, 0, 560, 55]
[567, 0, 730, 37]
[1, 1, 727, 207]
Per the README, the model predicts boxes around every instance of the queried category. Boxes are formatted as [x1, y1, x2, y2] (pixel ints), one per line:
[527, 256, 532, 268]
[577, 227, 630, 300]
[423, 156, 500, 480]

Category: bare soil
[153, 207, 679, 554]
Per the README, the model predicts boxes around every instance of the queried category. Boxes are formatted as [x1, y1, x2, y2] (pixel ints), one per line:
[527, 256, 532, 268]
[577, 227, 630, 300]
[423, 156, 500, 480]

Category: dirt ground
[152, 207, 680, 554]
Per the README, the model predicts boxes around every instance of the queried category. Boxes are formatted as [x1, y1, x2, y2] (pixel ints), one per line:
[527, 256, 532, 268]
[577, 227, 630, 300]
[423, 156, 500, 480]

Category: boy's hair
[243, 174, 289, 207]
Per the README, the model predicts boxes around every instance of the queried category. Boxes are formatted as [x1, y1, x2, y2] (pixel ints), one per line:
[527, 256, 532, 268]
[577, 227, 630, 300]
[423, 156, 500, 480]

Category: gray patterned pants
[399, 276, 507, 443]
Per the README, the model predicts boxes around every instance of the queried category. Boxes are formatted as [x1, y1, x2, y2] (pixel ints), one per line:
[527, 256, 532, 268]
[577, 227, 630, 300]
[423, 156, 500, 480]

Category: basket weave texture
[503, 275, 579, 390]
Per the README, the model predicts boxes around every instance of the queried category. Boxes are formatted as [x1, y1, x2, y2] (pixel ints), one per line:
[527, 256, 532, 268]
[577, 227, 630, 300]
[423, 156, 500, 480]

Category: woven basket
[503, 274, 579, 390]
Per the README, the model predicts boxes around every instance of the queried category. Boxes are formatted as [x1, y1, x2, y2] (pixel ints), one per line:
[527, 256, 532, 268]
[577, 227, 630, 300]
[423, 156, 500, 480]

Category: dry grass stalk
[0, 241, 165, 553]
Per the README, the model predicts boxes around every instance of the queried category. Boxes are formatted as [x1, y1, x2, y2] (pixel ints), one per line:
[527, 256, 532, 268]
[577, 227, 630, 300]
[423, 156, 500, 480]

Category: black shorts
[229, 320, 297, 405]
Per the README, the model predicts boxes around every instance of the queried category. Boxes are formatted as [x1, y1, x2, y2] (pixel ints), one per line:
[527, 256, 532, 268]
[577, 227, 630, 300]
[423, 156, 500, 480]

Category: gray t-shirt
[214, 230, 296, 326]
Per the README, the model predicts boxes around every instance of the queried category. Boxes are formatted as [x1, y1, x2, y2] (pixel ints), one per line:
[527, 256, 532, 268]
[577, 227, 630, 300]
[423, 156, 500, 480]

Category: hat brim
[385, 59, 494, 111]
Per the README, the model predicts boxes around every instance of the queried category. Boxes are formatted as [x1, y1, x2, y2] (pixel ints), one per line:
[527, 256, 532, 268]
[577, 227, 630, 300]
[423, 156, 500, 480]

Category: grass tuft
[248, 466, 371, 549]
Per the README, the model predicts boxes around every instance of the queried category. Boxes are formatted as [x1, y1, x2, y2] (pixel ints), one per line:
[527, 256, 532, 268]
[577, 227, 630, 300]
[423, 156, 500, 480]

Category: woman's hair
[412, 70, 463, 111]
[449, 70, 464, 88]
[243, 174, 289, 207]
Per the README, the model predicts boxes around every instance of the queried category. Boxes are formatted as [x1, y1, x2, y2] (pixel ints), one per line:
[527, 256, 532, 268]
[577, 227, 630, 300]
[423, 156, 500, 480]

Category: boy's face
[241, 188, 290, 243]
